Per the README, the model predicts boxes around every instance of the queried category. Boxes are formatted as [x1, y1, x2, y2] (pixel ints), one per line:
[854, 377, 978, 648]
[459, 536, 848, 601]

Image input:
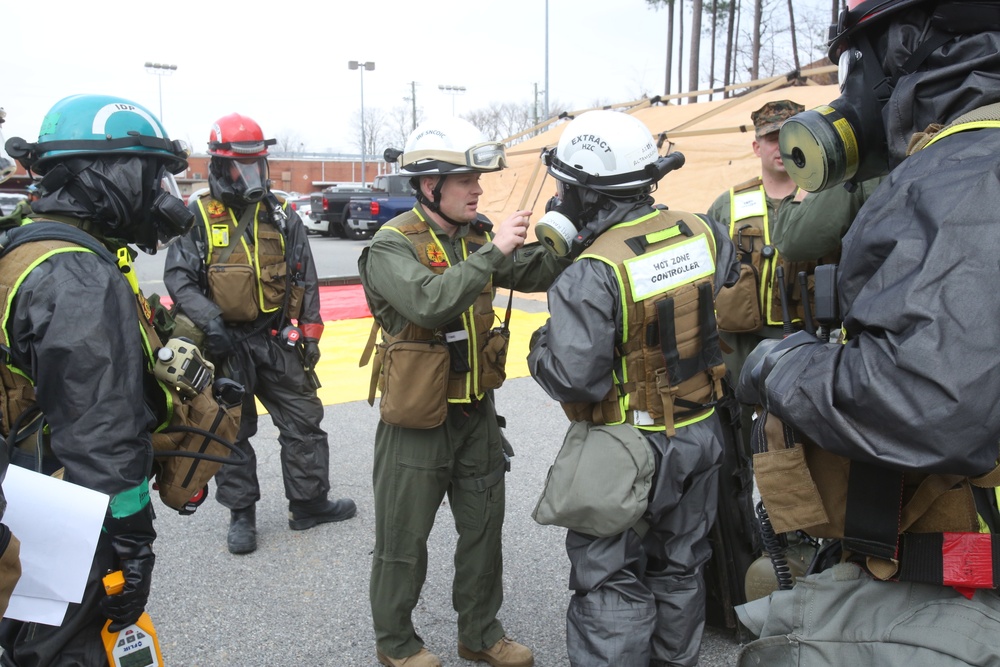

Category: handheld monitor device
[101, 571, 164, 667]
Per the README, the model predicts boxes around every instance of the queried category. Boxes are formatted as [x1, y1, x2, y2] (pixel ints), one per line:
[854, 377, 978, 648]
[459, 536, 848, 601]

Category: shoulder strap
[0, 221, 116, 265]
[215, 206, 256, 265]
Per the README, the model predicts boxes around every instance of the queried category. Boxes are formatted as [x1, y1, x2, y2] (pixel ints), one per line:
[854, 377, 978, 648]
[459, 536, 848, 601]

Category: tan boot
[376, 647, 442, 667]
[458, 637, 534, 667]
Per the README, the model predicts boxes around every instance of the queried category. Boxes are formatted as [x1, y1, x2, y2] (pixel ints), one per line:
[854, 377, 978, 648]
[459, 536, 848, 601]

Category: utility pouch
[751, 411, 834, 534]
[715, 263, 762, 334]
[151, 386, 242, 512]
[480, 327, 510, 391]
[259, 261, 304, 320]
[0, 523, 21, 618]
[533, 421, 655, 537]
[207, 264, 259, 323]
[170, 310, 207, 350]
[378, 340, 450, 429]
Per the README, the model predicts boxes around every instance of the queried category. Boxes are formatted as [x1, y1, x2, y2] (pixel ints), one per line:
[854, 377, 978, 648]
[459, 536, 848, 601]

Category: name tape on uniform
[732, 189, 767, 221]
[625, 235, 715, 301]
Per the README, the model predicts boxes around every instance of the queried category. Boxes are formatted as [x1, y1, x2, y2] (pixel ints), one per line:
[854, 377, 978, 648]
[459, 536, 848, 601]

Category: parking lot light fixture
[348, 61, 376, 185]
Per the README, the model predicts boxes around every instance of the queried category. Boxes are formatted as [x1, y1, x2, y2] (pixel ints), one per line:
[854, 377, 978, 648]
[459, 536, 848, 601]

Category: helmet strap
[419, 174, 470, 227]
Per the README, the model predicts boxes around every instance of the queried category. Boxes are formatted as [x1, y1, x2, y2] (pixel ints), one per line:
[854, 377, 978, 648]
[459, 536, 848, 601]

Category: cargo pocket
[208, 264, 259, 322]
[379, 340, 450, 429]
[716, 263, 762, 334]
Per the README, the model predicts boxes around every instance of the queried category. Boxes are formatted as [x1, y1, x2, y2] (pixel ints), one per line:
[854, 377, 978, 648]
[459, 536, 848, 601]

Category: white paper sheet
[1, 465, 109, 624]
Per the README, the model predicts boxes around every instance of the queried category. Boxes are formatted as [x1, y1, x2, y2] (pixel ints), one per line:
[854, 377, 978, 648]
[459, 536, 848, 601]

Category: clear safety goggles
[404, 141, 507, 172]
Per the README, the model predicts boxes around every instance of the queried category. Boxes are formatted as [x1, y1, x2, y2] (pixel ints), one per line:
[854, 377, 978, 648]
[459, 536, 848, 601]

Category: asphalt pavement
[136, 246, 746, 666]
[146, 375, 746, 667]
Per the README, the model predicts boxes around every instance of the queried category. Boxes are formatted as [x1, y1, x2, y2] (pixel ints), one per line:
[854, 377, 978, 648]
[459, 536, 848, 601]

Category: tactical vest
[194, 195, 303, 323]
[559, 209, 726, 436]
[755, 112, 1000, 591]
[365, 210, 506, 406]
[0, 221, 240, 512]
[716, 178, 829, 332]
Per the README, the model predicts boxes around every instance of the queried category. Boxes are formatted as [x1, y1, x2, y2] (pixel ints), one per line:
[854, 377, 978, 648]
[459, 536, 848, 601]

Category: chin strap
[418, 174, 470, 227]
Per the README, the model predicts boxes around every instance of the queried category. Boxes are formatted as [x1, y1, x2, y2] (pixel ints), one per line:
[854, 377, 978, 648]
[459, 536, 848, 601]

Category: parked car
[309, 184, 372, 238]
[288, 195, 318, 228]
[345, 174, 416, 239]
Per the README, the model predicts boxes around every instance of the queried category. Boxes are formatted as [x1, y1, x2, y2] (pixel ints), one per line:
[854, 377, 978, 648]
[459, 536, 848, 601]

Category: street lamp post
[143, 62, 177, 122]
[438, 84, 466, 115]
[348, 60, 375, 185]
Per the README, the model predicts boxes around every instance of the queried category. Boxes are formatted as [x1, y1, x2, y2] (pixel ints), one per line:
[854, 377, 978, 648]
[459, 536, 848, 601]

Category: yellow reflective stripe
[924, 120, 1000, 149]
[2, 247, 96, 382]
[636, 406, 717, 433]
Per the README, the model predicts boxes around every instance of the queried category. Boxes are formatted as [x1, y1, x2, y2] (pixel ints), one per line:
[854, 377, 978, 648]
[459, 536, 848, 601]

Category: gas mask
[148, 170, 194, 252]
[534, 182, 595, 258]
[210, 157, 268, 208]
[778, 30, 891, 192]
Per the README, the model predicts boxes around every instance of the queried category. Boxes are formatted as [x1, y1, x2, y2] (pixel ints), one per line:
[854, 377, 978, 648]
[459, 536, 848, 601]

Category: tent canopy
[478, 80, 841, 228]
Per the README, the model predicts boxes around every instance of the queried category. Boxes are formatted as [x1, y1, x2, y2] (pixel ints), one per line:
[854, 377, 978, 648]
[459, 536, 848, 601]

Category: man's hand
[303, 339, 321, 369]
[736, 331, 821, 406]
[204, 316, 234, 359]
[492, 209, 531, 256]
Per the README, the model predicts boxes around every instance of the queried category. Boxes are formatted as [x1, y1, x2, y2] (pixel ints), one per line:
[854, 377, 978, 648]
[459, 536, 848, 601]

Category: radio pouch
[151, 386, 242, 511]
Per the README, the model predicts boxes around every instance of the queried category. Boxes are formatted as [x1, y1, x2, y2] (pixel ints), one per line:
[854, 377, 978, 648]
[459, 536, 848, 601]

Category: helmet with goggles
[399, 117, 506, 176]
[208, 113, 275, 158]
[545, 110, 662, 195]
[4, 94, 189, 176]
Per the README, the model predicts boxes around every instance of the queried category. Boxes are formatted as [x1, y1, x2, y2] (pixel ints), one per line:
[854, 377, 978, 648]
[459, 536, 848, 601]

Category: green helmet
[6, 94, 189, 175]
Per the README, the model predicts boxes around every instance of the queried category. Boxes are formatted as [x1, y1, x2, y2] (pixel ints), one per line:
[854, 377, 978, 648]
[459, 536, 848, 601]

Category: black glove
[99, 506, 156, 632]
[529, 322, 549, 352]
[736, 331, 820, 407]
[303, 339, 321, 369]
[203, 315, 235, 359]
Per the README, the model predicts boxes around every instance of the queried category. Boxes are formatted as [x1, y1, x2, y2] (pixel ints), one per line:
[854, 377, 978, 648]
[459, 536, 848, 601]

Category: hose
[756, 500, 795, 591]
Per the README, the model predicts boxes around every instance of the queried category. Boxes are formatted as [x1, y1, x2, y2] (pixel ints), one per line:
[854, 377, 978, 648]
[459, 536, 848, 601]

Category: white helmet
[546, 110, 660, 194]
[400, 117, 506, 176]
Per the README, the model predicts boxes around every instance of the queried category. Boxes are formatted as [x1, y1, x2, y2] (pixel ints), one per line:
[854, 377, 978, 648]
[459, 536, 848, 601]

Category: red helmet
[208, 113, 275, 157]
[828, 0, 935, 60]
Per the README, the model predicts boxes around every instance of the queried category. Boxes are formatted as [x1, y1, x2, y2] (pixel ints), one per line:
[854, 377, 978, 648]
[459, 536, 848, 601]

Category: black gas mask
[209, 157, 268, 208]
[534, 182, 597, 258]
[778, 29, 891, 192]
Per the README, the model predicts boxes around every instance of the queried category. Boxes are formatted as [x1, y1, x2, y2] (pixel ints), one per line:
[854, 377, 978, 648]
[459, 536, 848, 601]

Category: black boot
[288, 497, 357, 530]
[227, 505, 257, 554]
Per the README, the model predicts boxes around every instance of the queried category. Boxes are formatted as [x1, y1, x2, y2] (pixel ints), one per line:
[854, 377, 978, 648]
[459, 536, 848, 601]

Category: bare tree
[350, 107, 387, 162]
[787, 0, 800, 72]
[688, 0, 703, 102]
[646, 0, 677, 96]
[273, 131, 305, 153]
[752, 0, 762, 79]
[385, 104, 422, 154]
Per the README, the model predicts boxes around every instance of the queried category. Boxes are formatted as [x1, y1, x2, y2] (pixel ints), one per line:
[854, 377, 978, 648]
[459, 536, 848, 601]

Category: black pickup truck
[345, 174, 416, 239]
[307, 184, 372, 238]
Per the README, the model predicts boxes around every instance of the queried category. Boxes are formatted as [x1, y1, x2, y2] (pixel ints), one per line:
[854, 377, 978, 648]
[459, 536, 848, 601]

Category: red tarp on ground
[155, 284, 373, 322]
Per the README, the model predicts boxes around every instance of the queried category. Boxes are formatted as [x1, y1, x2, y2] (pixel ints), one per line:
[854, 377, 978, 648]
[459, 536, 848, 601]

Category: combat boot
[227, 505, 257, 555]
[288, 496, 357, 530]
[458, 637, 533, 667]
[376, 647, 442, 667]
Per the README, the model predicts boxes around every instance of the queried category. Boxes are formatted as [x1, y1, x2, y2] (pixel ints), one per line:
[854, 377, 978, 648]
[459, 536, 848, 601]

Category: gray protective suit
[163, 198, 331, 510]
[529, 203, 739, 667]
[737, 11, 1000, 667]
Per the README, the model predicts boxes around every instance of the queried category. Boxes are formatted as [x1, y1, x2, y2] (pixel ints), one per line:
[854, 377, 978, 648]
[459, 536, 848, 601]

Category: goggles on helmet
[209, 137, 277, 156]
[404, 141, 507, 173]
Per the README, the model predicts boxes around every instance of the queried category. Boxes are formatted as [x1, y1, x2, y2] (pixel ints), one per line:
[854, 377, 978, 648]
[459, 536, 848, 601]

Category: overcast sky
[2, 0, 831, 157]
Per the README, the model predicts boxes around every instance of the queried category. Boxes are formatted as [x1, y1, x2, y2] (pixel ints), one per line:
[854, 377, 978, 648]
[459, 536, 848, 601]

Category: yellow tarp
[312, 310, 550, 407]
